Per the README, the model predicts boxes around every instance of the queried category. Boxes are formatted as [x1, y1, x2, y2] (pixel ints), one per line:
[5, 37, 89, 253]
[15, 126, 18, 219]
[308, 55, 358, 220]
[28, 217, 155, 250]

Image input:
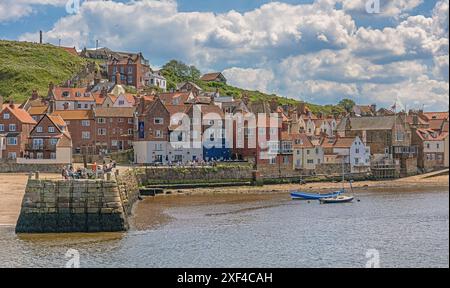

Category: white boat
[320, 195, 354, 204]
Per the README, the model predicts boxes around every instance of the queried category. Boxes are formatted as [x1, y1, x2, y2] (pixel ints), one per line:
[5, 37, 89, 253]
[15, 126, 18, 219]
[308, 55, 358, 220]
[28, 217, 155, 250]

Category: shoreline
[0, 172, 448, 227]
[161, 174, 449, 196]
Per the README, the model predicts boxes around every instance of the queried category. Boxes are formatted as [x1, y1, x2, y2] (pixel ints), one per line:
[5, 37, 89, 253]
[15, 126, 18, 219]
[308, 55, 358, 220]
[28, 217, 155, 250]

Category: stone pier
[15, 169, 140, 233]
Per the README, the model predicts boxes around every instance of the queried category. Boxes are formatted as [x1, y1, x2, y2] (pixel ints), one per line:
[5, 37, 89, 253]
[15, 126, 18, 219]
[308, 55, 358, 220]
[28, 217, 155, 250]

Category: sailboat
[319, 160, 355, 204]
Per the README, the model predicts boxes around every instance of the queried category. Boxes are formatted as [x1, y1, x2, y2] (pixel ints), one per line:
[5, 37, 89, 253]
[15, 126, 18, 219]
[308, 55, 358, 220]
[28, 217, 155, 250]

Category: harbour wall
[15, 169, 140, 233]
[0, 162, 66, 173]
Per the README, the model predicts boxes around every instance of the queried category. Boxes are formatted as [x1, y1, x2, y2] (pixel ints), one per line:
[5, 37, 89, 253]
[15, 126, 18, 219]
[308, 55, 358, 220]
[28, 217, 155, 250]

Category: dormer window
[84, 93, 91, 97]
[62, 91, 70, 97]
[75, 92, 82, 97]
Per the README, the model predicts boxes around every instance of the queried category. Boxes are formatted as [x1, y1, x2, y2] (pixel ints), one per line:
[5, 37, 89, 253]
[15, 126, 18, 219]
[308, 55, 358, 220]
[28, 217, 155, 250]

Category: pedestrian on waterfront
[61, 167, 69, 180]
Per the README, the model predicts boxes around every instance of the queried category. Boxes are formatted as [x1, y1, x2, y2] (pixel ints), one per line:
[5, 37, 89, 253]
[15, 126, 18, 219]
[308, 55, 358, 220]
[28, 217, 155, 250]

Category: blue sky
[0, 0, 448, 110]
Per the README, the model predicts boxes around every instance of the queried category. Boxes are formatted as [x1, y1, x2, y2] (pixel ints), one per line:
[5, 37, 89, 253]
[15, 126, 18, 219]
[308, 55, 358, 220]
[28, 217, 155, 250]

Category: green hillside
[0, 40, 87, 103]
[0, 41, 346, 115]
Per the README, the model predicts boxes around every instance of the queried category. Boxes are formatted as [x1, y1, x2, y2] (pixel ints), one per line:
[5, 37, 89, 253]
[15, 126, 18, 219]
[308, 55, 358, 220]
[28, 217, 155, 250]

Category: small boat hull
[319, 195, 354, 204]
[291, 190, 343, 200]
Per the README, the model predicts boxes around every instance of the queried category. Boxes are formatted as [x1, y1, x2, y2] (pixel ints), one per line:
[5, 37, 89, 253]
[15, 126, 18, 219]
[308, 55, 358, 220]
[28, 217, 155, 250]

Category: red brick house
[94, 107, 136, 152]
[200, 72, 227, 84]
[23, 114, 72, 163]
[107, 53, 150, 89]
[51, 110, 95, 155]
[0, 102, 37, 160]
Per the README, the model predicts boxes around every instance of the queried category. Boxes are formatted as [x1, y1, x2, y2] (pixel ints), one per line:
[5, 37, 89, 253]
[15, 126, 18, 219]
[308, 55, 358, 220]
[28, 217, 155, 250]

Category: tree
[161, 60, 201, 84]
[338, 99, 356, 112]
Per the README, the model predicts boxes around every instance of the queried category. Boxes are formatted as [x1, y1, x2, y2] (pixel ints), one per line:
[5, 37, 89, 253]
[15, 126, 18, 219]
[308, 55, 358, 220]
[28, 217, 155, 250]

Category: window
[3, 113, 10, 120]
[426, 143, 430, 149]
[9, 124, 16, 132]
[84, 104, 89, 109]
[62, 91, 70, 98]
[128, 129, 133, 135]
[155, 143, 163, 151]
[155, 130, 163, 138]
[50, 153, 56, 159]
[77, 104, 82, 109]
[0, 124, 4, 132]
[396, 132, 404, 141]
[128, 118, 134, 124]
[118, 118, 124, 123]
[50, 138, 58, 146]
[82, 131, 90, 140]
[36, 126, 43, 133]
[97, 118, 106, 124]
[307, 159, 314, 164]
[270, 158, 277, 165]
[128, 66, 133, 74]
[36, 153, 43, 159]
[154, 118, 164, 124]
[307, 150, 310, 155]
[283, 156, 290, 164]
[119, 100, 125, 105]
[7, 137, 17, 145]
[48, 126, 55, 133]
[355, 158, 360, 164]
[98, 128, 107, 136]
[111, 140, 118, 147]
[7, 152, 16, 160]
[355, 148, 360, 154]
[65, 121, 71, 125]
[81, 120, 90, 127]
[437, 144, 440, 149]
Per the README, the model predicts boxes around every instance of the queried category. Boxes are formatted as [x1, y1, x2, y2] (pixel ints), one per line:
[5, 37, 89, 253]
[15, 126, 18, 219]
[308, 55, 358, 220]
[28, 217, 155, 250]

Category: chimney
[31, 90, 39, 100]
[210, 95, 215, 106]
[115, 71, 121, 85]
[413, 115, 419, 126]
[270, 98, 278, 112]
[100, 87, 108, 98]
[9, 99, 14, 109]
[297, 102, 306, 115]
[370, 104, 377, 114]
[39, 31, 43, 44]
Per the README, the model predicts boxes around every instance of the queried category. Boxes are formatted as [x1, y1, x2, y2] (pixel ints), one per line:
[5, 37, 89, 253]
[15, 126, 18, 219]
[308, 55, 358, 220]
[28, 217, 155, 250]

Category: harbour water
[0, 189, 448, 268]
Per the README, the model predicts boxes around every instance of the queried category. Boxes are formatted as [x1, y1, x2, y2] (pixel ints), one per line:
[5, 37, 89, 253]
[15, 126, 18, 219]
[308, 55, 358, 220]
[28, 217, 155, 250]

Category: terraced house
[0, 102, 37, 160]
[21, 114, 72, 164]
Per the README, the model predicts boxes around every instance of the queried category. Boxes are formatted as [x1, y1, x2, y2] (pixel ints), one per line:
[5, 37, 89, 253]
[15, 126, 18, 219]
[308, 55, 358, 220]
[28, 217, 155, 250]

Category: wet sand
[161, 174, 449, 196]
[0, 171, 448, 227]
[0, 173, 61, 225]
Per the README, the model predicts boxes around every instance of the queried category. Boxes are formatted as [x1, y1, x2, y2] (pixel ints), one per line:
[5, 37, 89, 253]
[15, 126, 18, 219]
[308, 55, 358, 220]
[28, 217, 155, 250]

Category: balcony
[26, 143, 57, 151]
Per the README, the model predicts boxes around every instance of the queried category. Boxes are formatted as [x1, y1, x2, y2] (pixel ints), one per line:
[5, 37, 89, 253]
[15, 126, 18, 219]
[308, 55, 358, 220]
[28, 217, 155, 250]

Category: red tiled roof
[1, 104, 37, 124]
[51, 110, 94, 120]
[200, 72, 223, 81]
[333, 137, 356, 148]
[416, 129, 448, 141]
[423, 112, 449, 121]
[291, 133, 314, 148]
[159, 92, 192, 105]
[53, 87, 94, 102]
[28, 106, 48, 115]
[61, 46, 78, 57]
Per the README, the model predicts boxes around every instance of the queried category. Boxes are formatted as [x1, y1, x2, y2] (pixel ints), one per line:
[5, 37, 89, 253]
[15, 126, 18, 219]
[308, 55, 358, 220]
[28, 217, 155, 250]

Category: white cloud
[222, 67, 275, 93]
[16, 0, 449, 111]
[0, 0, 66, 22]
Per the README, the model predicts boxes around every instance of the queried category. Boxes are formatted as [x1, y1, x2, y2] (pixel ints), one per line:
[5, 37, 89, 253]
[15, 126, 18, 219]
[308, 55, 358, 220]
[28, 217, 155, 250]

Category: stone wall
[315, 163, 351, 175]
[15, 169, 139, 233]
[72, 150, 134, 165]
[0, 162, 66, 173]
[136, 165, 254, 184]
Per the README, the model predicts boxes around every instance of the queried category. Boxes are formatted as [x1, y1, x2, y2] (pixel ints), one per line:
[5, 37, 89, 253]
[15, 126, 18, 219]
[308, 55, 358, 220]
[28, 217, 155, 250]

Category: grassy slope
[0, 40, 87, 103]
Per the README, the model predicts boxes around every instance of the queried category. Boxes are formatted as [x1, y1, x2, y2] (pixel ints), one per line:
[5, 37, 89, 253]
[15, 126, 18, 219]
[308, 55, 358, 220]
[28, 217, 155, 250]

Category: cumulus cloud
[0, 0, 66, 22]
[16, 0, 449, 110]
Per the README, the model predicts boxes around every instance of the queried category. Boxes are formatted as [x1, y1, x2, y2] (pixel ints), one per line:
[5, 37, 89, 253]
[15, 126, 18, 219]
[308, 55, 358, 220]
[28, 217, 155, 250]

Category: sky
[0, 0, 448, 111]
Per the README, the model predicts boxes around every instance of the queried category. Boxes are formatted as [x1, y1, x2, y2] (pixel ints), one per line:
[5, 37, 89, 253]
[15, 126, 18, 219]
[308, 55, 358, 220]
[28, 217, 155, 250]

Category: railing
[25, 143, 57, 151]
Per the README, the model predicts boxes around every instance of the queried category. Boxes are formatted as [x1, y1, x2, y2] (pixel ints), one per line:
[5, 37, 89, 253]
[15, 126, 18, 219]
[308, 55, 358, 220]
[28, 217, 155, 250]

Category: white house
[149, 71, 167, 91]
[292, 133, 324, 171]
[332, 136, 371, 173]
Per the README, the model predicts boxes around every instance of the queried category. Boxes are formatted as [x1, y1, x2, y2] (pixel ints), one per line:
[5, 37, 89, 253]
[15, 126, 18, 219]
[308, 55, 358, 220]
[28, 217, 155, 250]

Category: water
[0, 189, 448, 268]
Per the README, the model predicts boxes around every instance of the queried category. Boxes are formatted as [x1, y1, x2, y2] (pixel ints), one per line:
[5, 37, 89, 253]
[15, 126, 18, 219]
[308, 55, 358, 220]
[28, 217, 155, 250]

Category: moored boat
[291, 190, 343, 200]
[319, 195, 354, 204]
